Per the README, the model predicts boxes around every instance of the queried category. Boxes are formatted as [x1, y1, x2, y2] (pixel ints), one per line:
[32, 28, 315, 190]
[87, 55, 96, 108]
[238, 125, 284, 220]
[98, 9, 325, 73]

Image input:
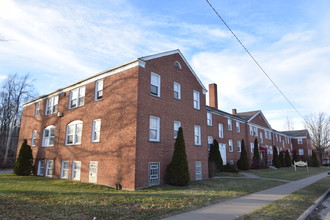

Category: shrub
[237, 139, 249, 170]
[14, 139, 33, 176]
[284, 150, 291, 167]
[292, 150, 299, 163]
[251, 138, 260, 169]
[278, 151, 284, 167]
[311, 150, 319, 167]
[223, 164, 239, 173]
[272, 146, 280, 168]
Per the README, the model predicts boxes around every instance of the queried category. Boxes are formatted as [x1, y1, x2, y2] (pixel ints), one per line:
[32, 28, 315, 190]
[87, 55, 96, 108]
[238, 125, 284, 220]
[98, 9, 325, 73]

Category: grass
[0, 173, 282, 220]
[215, 172, 244, 177]
[237, 177, 330, 220]
[246, 166, 329, 181]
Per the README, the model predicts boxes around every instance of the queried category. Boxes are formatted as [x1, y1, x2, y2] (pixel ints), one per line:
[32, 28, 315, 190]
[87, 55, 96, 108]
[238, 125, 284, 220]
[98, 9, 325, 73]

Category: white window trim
[229, 139, 233, 152]
[193, 90, 200, 110]
[194, 125, 201, 146]
[69, 86, 85, 109]
[35, 102, 40, 117]
[237, 140, 241, 152]
[173, 82, 181, 99]
[61, 161, 69, 179]
[174, 121, 181, 139]
[148, 162, 160, 186]
[298, 138, 303, 144]
[45, 96, 58, 115]
[207, 112, 212, 126]
[66, 120, 83, 145]
[31, 130, 37, 146]
[45, 160, 54, 177]
[228, 119, 232, 131]
[42, 125, 55, 147]
[72, 161, 81, 181]
[92, 119, 101, 142]
[219, 123, 224, 138]
[95, 79, 103, 101]
[236, 121, 240, 132]
[150, 72, 161, 97]
[149, 116, 160, 142]
[250, 143, 254, 153]
[195, 161, 202, 180]
[37, 160, 44, 176]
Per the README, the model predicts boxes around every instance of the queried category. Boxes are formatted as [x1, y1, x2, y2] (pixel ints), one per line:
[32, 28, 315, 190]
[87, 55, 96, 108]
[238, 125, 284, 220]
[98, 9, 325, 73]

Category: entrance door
[89, 161, 98, 183]
[219, 144, 227, 165]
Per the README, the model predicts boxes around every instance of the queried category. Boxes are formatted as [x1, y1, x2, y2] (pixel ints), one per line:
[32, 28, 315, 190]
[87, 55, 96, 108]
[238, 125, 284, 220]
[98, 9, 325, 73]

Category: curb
[297, 188, 330, 220]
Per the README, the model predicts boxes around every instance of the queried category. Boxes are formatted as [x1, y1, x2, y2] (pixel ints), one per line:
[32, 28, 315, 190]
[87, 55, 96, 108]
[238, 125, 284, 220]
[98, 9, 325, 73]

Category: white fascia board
[23, 59, 143, 107]
[208, 109, 246, 123]
[248, 111, 272, 129]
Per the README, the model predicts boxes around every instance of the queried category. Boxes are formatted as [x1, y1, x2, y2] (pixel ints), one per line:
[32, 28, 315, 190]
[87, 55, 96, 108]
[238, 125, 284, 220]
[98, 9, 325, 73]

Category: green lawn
[238, 177, 330, 220]
[246, 166, 329, 180]
[0, 173, 282, 220]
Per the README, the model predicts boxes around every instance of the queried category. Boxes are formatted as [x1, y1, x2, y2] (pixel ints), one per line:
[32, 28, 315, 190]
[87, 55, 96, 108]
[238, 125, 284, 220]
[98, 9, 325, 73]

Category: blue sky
[1, 0, 329, 130]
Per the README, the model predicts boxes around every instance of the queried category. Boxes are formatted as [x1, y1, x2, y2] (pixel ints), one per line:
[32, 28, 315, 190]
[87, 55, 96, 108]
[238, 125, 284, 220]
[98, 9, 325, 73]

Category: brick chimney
[232, 109, 237, 114]
[209, 83, 218, 109]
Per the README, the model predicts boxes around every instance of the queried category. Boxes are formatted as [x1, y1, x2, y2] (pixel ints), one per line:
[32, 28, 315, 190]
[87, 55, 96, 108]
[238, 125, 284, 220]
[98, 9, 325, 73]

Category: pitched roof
[235, 111, 260, 121]
[206, 106, 245, 122]
[281, 130, 309, 137]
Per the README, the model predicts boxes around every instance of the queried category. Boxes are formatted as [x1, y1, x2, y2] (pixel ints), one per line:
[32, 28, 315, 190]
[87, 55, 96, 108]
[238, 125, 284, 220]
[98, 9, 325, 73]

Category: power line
[205, 0, 307, 123]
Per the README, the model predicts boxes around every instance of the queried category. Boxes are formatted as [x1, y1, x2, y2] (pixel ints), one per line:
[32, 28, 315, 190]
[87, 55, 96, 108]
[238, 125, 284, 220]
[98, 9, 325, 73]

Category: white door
[219, 144, 227, 165]
[89, 161, 98, 183]
[195, 161, 202, 180]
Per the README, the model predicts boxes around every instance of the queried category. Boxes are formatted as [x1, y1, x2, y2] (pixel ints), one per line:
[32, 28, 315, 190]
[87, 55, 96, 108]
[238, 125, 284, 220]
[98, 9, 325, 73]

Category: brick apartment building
[17, 49, 313, 190]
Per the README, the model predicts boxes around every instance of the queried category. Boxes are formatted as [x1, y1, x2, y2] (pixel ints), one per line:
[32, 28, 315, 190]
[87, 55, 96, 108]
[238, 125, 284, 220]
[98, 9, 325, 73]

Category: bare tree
[305, 112, 330, 161]
[284, 116, 295, 131]
[0, 74, 36, 168]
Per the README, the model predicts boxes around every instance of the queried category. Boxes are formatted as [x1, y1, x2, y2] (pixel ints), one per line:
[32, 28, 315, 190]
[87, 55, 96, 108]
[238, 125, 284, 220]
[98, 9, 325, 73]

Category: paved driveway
[0, 169, 13, 174]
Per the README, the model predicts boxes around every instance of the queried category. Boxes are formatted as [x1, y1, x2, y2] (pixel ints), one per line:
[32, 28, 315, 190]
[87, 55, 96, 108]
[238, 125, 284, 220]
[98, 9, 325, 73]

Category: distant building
[17, 49, 314, 190]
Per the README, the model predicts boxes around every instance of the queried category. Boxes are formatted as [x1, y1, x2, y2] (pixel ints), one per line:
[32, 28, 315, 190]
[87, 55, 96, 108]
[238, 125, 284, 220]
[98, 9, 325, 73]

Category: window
[308, 149, 312, 156]
[264, 130, 268, 139]
[208, 136, 213, 151]
[95, 79, 103, 100]
[149, 116, 160, 142]
[174, 121, 181, 139]
[194, 125, 201, 146]
[150, 72, 160, 97]
[174, 61, 182, 69]
[61, 161, 69, 179]
[298, 149, 304, 156]
[92, 119, 101, 142]
[219, 123, 224, 138]
[89, 161, 98, 183]
[66, 120, 83, 145]
[260, 132, 263, 143]
[254, 127, 258, 136]
[279, 136, 282, 142]
[276, 134, 279, 141]
[250, 143, 254, 153]
[37, 160, 44, 176]
[148, 162, 160, 186]
[298, 138, 303, 144]
[195, 161, 202, 180]
[237, 140, 241, 152]
[250, 126, 253, 136]
[69, 86, 85, 108]
[236, 121, 240, 132]
[31, 130, 37, 146]
[35, 102, 40, 117]
[207, 112, 212, 126]
[45, 96, 58, 115]
[45, 160, 53, 177]
[173, 82, 181, 99]
[193, 90, 200, 110]
[72, 161, 81, 181]
[228, 119, 232, 131]
[228, 139, 233, 152]
[42, 125, 55, 147]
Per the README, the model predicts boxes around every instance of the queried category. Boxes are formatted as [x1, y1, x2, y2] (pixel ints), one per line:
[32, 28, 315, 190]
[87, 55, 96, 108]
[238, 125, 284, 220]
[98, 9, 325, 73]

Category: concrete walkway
[0, 169, 13, 174]
[162, 172, 329, 220]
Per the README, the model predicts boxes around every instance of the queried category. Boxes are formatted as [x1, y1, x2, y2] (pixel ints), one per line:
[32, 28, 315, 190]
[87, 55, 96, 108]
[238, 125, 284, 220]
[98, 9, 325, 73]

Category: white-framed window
[276, 134, 279, 141]
[173, 82, 181, 99]
[228, 119, 232, 131]
[174, 61, 182, 69]
[219, 123, 224, 138]
[236, 121, 240, 132]
[95, 79, 103, 101]
[174, 121, 181, 139]
[260, 132, 263, 143]
[279, 136, 282, 142]
[45, 160, 54, 177]
[194, 125, 201, 146]
[254, 127, 258, 136]
[61, 161, 69, 179]
[207, 112, 212, 126]
[72, 161, 81, 181]
[42, 125, 55, 147]
[89, 161, 98, 183]
[264, 130, 268, 139]
[35, 102, 40, 117]
[195, 161, 202, 180]
[69, 86, 85, 109]
[268, 131, 272, 140]
[37, 160, 44, 176]
[250, 142, 254, 153]
[66, 120, 83, 145]
[193, 90, 200, 110]
[250, 126, 253, 136]
[229, 139, 233, 152]
[308, 149, 312, 156]
[45, 96, 58, 115]
[150, 72, 160, 97]
[298, 149, 304, 155]
[298, 138, 303, 144]
[237, 140, 241, 152]
[92, 119, 101, 142]
[149, 116, 160, 142]
[31, 130, 37, 146]
[208, 136, 213, 151]
[148, 162, 160, 186]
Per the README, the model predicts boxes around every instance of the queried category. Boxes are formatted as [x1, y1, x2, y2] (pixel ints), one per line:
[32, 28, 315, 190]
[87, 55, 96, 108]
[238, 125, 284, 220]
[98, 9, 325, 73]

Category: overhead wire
[205, 0, 308, 123]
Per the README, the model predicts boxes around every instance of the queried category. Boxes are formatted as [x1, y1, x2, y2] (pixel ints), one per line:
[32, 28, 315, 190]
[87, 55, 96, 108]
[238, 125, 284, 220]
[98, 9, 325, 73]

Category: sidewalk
[162, 172, 328, 220]
[0, 169, 13, 174]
